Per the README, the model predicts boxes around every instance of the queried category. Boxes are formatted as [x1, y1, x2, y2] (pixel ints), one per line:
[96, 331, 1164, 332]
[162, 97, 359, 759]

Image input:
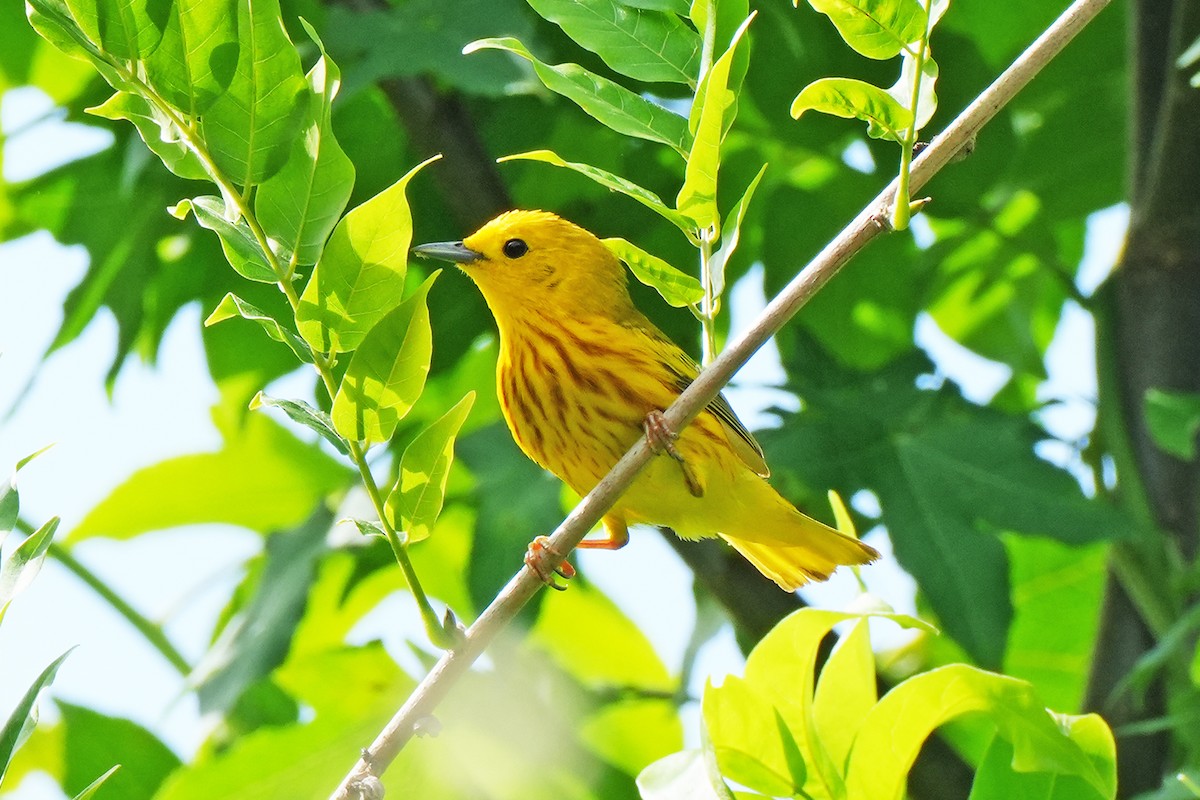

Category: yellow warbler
[413, 210, 878, 590]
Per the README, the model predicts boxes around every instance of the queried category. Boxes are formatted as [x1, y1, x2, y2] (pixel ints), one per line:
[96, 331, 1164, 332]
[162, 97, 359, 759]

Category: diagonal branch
[330, 0, 1113, 795]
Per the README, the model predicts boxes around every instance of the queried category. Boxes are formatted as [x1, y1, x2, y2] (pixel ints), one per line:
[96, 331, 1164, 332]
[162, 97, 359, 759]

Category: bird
[412, 210, 879, 591]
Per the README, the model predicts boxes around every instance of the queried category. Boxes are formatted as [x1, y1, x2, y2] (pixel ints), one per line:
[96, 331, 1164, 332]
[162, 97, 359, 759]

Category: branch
[330, 0, 1113, 795]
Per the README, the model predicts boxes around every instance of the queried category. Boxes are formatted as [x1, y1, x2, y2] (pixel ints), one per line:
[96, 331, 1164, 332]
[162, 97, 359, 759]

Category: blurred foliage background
[1, 0, 1198, 797]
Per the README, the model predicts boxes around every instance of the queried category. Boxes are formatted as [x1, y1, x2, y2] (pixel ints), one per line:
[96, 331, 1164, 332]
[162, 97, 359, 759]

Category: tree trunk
[1087, 1, 1200, 794]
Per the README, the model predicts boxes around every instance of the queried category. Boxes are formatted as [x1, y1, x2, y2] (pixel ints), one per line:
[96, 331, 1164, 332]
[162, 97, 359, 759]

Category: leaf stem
[41, 534, 192, 676]
[699, 227, 719, 364]
[892, 0, 934, 231]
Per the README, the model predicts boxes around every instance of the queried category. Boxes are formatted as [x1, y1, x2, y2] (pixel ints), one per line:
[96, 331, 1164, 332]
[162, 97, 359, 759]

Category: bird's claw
[644, 410, 704, 498]
[644, 409, 682, 460]
[525, 535, 576, 590]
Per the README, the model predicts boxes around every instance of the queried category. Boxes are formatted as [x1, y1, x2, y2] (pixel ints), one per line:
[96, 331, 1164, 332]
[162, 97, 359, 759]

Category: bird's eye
[502, 238, 528, 259]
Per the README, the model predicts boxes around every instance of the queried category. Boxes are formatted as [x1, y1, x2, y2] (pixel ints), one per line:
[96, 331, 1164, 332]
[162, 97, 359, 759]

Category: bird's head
[412, 210, 633, 324]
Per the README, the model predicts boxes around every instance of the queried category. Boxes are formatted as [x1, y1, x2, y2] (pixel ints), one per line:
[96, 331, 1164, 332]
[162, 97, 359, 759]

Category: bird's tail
[720, 513, 879, 591]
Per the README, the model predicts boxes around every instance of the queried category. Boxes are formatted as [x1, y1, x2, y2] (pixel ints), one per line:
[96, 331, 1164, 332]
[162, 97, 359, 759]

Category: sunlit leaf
[638, 749, 734, 800]
[68, 414, 350, 542]
[204, 293, 313, 363]
[63, 0, 169, 61]
[466, 38, 690, 155]
[500, 149, 695, 235]
[1, 446, 54, 538]
[250, 392, 349, 456]
[256, 21, 355, 269]
[885, 50, 939, 135]
[0, 517, 59, 624]
[703, 676, 802, 796]
[295, 154, 439, 354]
[710, 162, 766, 297]
[88, 92, 208, 180]
[331, 273, 438, 445]
[199, 0, 307, 186]
[144, 0, 238, 115]
[806, 0, 927, 59]
[844, 665, 1111, 799]
[385, 391, 475, 543]
[171, 196, 277, 283]
[811, 618, 875, 769]
[676, 15, 752, 230]
[526, 0, 701, 85]
[791, 77, 912, 141]
[603, 237, 703, 307]
[0, 648, 74, 786]
[71, 766, 121, 800]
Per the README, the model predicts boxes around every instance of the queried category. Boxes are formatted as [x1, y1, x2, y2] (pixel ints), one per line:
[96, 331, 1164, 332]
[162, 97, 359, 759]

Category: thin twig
[329, 0, 1112, 795]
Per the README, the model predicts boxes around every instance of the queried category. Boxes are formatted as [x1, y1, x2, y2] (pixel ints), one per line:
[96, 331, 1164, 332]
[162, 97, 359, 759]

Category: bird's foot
[525, 535, 575, 591]
[643, 410, 704, 498]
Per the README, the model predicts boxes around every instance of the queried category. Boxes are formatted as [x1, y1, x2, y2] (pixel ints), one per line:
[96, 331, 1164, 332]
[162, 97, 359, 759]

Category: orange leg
[576, 515, 630, 550]
[525, 535, 576, 591]
[643, 410, 704, 498]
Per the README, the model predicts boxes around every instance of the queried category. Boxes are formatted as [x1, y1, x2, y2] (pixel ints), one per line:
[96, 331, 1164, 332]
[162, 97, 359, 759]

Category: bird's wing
[649, 330, 771, 478]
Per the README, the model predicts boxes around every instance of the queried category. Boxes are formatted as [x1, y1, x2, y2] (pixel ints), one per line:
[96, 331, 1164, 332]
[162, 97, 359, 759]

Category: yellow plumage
[414, 210, 878, 590]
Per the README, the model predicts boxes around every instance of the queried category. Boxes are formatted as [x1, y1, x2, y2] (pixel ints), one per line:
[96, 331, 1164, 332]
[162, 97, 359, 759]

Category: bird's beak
[411, 241, 483, 264]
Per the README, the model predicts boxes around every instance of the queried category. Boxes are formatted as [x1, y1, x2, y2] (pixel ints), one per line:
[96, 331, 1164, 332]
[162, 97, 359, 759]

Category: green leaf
[791, 77, 913, 141]
[193, 511, 330, 714]
[525, 0, 701, 85]
[806, 0, 928, 59]
[844, 665, 1112, 799]
[532, 581, 673, 690]
[255, 21, 355, 268]
[58, 702, 180, 799]
[295, 154, 439, 354]
[24, 0, 129, 89]
[466, 38, 691, 155]
[250, 392, 350, 456]
[63, 0, 169, 61]
[385, 391, 475, 544]
[638, 749, 734, 800]
[811, 618, 875, 769]
[886, 50, 939, 135]
[741, 607, 932, 796]
[603, 237, 703, 307]
[331, 273, 438, 445]
[676, 15, 752, 230]
[623, 0, 689, 11]
[204, 293, 313, 363]
[969, 716, 1115, 800]
[500, 149, 695, 235]
[71, 766, 121, 800]
[1145, 388, 1200, 459]
[68, 414, 350, 542]
[710, 162, 766, 297]
[0, 517, 60, 624]
[0, 648, 74, 786]
[199, 0, 307, 186]
[156, 645, 411, 800]
[702, 676, 802, 796]
[144, 0, 238, 115]
[1003, 536, 1107, 711]
[87, 92, 208, 180]
[1, 446, 53, 538]
[171, 196, 277, 283]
